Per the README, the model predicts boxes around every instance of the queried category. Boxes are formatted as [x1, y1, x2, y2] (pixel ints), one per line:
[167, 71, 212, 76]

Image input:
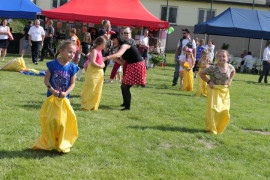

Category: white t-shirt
[0, 26, 8, 39]
[28, 26, 45, 41]
[177, 38, 196, 55]
[179, 54, 185, 71]
[263, 47, 270, 61]
[206, 44, 215, 61]
[139, 36, 149, 46]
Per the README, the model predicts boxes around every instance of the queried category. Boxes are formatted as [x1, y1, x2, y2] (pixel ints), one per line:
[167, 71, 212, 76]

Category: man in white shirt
[139, 29, 149, 69]
[258, 43, 270, 83]
[28, 19, 45, 65]
[172, 28, 196, 86]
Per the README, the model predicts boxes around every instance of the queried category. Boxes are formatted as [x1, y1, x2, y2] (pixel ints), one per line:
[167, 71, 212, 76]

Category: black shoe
[120, 103, 125, 107]
[121, 108, 130, 111]
[258, 81, 261, 83]
[172, 83, 177, 86]
[34, 62, 38, 65]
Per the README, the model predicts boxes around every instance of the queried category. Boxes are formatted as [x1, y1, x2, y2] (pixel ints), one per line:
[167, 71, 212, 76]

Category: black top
[81, 41, 91, 54]
[44, 27, 55, 43]
[122, 43, 143, 64]
[98, 28, 107, 36]
[127, 38, 136, 46]
[23, 25, 31, 40]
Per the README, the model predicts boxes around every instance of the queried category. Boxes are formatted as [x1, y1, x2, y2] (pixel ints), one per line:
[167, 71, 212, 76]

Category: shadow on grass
[128, 125, 207, 133]
[233, 79, 259, 85]
[72, 103, 116, 111]
[20, 101, 43, 109]
[156, 92, 195, 97]
[70, 94, 82, 98]
[0, 149, 65, 159]
[146, 83, 170, 90]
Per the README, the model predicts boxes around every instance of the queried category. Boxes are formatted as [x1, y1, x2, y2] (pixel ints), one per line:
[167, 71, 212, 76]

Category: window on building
[161, 6, 178, 24]
[198, 9, 216, 24]
[52, 0, 69, 8]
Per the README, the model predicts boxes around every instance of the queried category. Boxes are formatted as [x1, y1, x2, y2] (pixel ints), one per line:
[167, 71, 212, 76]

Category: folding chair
[254, 59, 263, 74]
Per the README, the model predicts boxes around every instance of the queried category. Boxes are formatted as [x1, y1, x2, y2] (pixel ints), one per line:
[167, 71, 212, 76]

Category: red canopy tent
[42, 0, 169, 29]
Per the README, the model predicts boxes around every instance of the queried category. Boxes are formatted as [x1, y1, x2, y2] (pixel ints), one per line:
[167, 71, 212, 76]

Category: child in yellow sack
[81, 36, 107, 111]
[32, 40, 79, 153]
[196, 49, 211, 97]
[181, 48, 195, 91]
[199, 50, 235, 134]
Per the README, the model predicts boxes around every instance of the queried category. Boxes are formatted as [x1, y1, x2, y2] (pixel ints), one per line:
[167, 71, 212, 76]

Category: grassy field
[0, 53, 269, 179]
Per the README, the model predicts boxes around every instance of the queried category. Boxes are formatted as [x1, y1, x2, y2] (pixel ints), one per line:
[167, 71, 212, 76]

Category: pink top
[92, 49, 103, 65]
[74, 46, 80, 59]
[185, 57, 193, 67]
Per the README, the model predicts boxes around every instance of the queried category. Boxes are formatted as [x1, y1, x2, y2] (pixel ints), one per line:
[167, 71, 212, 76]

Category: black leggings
[121, 83, 133, 109]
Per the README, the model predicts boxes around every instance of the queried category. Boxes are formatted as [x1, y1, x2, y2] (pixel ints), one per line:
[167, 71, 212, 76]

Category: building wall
[35, 0, 51, 10]
[140, 0, 270, 57]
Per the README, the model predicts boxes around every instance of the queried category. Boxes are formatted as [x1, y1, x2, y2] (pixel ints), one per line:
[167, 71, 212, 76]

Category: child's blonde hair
[83, 32, 91, 42]
[201, 49, 208, 56]
[70, 28, 76, 34]
[185, 50, 194, 61]
[55, 40, 76, 59]
[217, 49, 230, 59]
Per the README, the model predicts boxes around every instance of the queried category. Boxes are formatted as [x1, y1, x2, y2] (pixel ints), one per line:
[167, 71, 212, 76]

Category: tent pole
[248, 38, 251, 52]
[165, 0, 169, 55]
[259, 38, 263, 59]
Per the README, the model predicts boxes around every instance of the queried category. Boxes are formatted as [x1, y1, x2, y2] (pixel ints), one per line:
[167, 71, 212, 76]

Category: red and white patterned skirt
[122, 61, 146, 85]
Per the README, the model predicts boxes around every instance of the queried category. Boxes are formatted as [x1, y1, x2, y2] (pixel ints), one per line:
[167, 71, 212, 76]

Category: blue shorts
[23, 40, 29, 49]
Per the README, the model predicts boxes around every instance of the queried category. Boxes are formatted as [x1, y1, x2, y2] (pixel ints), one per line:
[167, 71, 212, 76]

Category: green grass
[0, 53, 269, 179]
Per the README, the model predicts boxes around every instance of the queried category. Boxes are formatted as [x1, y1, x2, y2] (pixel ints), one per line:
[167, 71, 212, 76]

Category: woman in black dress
[103, 33, 146, 111]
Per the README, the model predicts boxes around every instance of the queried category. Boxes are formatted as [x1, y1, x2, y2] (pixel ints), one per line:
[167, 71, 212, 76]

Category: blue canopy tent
[194, 7, 270, 40]
[0, 0, 41, 19]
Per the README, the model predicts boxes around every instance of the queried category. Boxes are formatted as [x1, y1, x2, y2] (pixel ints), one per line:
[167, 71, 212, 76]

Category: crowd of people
[4, 19, 265, 152]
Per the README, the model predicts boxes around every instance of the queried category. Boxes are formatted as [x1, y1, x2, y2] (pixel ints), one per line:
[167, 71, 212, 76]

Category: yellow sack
[196, 68, 207, 97]
[81, 64, 104, 111]
[32, 95, 78, 153]
[183, 69, 193, 91]
[0, 57, 27, 71]
[206, 85, 230, 134]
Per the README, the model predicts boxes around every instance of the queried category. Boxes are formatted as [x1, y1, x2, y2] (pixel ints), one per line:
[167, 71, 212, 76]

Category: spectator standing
[206, 39, 215, 62]
[28, 19, 45, 65]
[195, 39, 206, 78]
[138, 29, 149, 69]
[40, 20, 55, 61]
[98, 20, 112, 74]
[0, 19, 11, 61]
[77, 32, 91, 80]
[69, 28, 80, 48]
[21, 20, 33, 58]
[173, 28, 196, 86]
[258, 43, 270, 83]
[89, 27, 98, 43]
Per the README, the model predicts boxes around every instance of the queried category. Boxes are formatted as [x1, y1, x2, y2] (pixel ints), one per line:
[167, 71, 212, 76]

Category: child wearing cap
[181, 48, 195, 91]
